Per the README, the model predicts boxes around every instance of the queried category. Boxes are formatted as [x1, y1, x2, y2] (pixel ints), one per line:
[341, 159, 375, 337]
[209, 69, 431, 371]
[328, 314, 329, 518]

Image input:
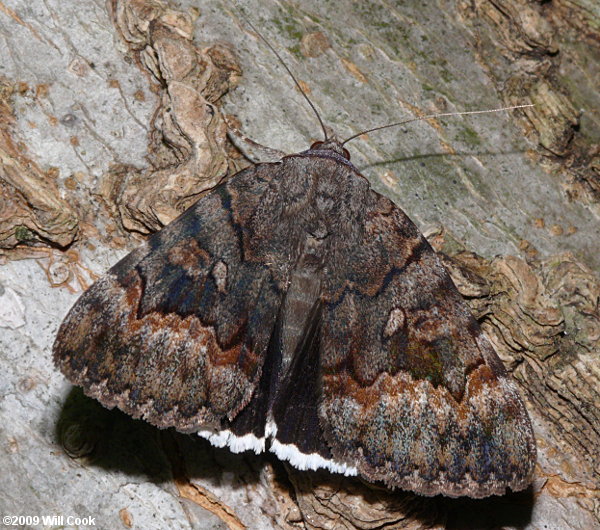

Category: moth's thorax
[298, 138, 355, 169]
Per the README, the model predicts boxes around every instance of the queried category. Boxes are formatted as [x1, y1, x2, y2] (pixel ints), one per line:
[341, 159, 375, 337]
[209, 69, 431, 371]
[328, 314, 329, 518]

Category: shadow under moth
[53, 18, 536, 500]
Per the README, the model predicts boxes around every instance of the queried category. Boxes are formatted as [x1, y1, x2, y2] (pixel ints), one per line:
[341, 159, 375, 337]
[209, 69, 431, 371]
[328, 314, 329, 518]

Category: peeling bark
[101, 0, 241, 233]
[0, 79, 78, 250]
[1, 0, 599, 529]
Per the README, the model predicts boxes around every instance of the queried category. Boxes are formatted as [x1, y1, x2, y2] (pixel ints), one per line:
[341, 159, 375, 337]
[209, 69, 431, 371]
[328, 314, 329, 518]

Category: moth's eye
[342, 148, 351, 160]
[311, 141, 324, 150]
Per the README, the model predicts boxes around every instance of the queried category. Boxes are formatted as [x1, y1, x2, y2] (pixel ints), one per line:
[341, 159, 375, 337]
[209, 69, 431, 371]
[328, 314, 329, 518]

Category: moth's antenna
[236, 12, 329, 141]
[341, 104, 534, 146]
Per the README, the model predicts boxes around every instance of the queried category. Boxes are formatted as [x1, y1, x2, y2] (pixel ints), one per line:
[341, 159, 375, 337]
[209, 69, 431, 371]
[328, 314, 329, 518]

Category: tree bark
[0, 0, 598, 528]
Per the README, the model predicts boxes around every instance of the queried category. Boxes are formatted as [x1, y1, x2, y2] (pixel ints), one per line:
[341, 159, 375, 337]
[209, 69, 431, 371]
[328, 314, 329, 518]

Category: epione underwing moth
[53, 19, 536, 500]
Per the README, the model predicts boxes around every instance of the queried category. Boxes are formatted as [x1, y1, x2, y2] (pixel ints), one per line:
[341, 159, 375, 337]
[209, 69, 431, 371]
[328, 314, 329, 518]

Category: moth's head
[310, 139, 351, 161]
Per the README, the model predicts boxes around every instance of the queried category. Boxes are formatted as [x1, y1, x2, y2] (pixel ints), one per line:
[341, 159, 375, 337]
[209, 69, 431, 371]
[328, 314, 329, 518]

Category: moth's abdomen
[280, 233, 327, 375]
[280, 267, 321, 372]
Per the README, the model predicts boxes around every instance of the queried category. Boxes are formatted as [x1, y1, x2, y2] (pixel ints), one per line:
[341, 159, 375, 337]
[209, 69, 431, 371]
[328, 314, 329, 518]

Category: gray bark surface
[0, 0, 598, 529]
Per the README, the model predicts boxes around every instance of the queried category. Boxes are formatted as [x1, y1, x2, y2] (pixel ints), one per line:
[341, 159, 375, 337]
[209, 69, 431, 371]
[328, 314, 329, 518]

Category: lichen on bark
[1, 0, 599, 528]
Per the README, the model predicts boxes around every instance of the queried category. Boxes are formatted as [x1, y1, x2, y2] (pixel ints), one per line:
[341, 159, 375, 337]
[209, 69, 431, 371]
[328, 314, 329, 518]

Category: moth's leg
[225, 118, 286, 163]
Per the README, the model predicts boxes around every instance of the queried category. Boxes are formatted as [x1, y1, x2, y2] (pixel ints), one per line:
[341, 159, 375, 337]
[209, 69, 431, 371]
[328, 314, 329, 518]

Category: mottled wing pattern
[316, 169, 536, 498]
[54, 143, 536, 498]
[53, 163, 291, 433]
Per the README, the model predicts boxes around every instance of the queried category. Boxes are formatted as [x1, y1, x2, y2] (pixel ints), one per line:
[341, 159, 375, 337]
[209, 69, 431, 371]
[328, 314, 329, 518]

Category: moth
[53, 20, 536, 499]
